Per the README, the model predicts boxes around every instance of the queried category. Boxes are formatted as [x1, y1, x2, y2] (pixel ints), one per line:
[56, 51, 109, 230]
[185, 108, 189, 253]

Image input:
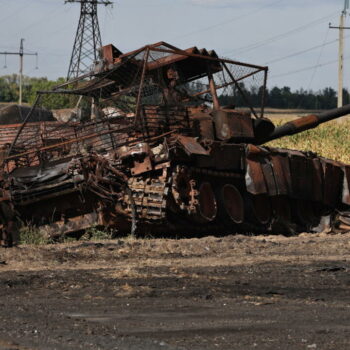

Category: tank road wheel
[171, 168, 217, 224]
[246, 194, 272, 226]
[194, 181, 218, 223]
[219, 184, 244, 224]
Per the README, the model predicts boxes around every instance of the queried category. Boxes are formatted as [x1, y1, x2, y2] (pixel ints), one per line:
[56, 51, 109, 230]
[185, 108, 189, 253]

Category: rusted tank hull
[4, 138, 350, 238]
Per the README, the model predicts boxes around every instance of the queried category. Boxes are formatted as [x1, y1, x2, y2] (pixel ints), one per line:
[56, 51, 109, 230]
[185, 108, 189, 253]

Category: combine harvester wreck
[1, 41, 350, 245]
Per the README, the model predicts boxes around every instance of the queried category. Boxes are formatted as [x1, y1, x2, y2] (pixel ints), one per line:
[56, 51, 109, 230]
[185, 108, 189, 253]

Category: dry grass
[2, 233, 350, 273]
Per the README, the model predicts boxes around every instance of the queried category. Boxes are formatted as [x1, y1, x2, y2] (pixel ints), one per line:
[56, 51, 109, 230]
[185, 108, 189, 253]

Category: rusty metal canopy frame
[5, 42, 268, 171]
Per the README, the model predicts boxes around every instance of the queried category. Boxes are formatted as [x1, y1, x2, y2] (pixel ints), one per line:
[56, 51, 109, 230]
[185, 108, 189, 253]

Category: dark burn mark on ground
[1, 235, 350, 349]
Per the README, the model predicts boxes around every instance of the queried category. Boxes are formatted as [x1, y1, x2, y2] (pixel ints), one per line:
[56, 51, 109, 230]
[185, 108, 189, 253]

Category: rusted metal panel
[176, 135, 209, 156]
[191, 114, 214, 140]
[310, 158, 324, 202]
[269, 154, 291, 196]
[116, 143, 152, 160]
[245, 158, 268, 195]
[213, 110, 254, 141]
[246, 147, 292, 197]
[342, 165, 350, 205]
[196, 143, 244, 170]
[289, 154, 323, 202]
[131, 156, 153, 176]
[100, 44, 123, 66]
[42, 212, 99, 238]
[321, 159, 344, 207]
[147, 46, 222, 76]
[246, 149, 325, 202]
[260, 160, 277, 196]
[227, 112, 254, 139]
[289, 154, 314, 201]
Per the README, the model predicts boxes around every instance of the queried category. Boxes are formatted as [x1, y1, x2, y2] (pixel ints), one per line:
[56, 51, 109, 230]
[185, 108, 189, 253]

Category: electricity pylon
[65, 0, 113, 80]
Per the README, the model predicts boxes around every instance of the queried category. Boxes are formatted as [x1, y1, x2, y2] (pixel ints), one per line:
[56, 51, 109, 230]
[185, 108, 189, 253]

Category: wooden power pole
[330, 0, 350, 108]
[0, 39, 38, 105]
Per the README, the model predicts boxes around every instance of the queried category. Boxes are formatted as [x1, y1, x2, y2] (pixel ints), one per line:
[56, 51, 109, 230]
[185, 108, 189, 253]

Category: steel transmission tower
[65, 0, 112, 80]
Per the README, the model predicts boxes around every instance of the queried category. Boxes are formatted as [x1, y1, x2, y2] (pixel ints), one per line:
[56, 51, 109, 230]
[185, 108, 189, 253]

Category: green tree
[0, 75, 74, 109]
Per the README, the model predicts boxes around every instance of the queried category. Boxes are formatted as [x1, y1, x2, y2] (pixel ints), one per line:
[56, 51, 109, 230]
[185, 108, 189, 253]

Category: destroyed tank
[1, 41, 350, 244]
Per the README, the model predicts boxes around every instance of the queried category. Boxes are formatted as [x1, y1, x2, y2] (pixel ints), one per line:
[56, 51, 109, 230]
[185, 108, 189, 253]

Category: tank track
[123, 163, 325, 235]
[125, 171, 170, 222]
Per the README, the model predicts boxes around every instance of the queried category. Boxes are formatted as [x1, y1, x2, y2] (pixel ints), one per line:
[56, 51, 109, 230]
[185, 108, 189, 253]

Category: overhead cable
[224, 11, 339, 56]
[172, 0, 285, 41]
[265, 38, 338, 65]
[269, 58, 343, 79]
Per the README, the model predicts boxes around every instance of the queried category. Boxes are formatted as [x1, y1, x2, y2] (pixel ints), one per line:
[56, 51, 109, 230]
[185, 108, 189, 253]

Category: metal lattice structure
[66, 0, 112, 80]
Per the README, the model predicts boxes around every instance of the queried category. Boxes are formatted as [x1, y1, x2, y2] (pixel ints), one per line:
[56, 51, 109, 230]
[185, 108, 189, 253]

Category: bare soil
[0, 232, 350, 350]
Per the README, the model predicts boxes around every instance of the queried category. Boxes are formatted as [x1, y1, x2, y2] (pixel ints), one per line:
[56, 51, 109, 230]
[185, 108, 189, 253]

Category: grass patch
[268, 120, 350, 163]
[85, 225, 113, 241]
[19, 224, 116, 245]
[19, 226, 50, 245]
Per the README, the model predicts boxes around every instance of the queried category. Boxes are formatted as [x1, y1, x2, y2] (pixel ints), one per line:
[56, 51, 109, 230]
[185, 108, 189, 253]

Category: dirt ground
[0, 232, 350, 350]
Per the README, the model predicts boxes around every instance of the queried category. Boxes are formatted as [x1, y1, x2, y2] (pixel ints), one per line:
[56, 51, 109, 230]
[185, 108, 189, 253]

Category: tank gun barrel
[258, 103, 350, 144]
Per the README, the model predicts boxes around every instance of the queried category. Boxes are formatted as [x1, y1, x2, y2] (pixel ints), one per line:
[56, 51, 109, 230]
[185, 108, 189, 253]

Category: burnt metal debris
[1, 41, 350, 246]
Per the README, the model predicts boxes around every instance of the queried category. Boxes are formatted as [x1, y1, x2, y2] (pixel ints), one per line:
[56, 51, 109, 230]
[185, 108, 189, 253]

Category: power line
[28, 21, 74, 49]
[172, 0, 285, 41]
[305, 28, 331, 89]
[0, 2, 25, 24]
[223, 11, 339, 56]
[294, 28, 331, 108]
[269, 58, 343, 79]
[20, 4, 67, 33]
[264, 38, 339, 65]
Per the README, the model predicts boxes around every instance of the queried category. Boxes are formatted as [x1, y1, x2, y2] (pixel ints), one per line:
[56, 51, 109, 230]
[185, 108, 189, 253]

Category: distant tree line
[0, 75, 71, 109]
[0, 74, 348, 110]
[219, 85, 349, 110]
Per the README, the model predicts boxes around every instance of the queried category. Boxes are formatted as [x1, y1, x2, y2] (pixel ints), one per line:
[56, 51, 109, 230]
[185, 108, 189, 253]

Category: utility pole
[65, 0, 113, 80]
[0, 39, 38, 105]
[330, 0, 350, 108]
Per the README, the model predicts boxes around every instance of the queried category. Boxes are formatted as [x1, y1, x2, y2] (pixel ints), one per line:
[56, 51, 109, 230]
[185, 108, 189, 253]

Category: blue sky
[0, 0, 347, 91]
